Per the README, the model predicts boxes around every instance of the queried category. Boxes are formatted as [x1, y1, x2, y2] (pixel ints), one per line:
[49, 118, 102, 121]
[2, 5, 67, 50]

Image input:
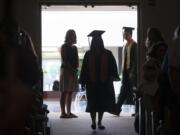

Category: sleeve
[74, 46, 79, 69]
[109, 51, 120, 81]
[131, 43, 137, 74]
[79, 52, 89, 85]
[129, 43, 137, 76]
[61, 45, 67, 65]
[130, 43, 137, 86]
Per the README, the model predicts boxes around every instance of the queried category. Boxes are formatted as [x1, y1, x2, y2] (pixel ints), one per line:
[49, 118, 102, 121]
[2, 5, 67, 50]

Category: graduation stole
[89, 50, 108, 82]
[122, 42, 133, 70]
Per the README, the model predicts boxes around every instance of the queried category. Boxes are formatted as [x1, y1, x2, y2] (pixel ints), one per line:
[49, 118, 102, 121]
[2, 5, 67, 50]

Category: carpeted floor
[48, 112, 138, 135]
[45, 99, 137, 135]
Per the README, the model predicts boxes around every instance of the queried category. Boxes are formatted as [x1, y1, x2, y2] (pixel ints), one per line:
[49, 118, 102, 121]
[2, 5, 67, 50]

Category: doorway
[40, 4, 138, 115]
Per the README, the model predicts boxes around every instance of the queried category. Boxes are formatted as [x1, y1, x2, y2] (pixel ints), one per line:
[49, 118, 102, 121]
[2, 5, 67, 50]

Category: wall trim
[39, 0, 139, 6]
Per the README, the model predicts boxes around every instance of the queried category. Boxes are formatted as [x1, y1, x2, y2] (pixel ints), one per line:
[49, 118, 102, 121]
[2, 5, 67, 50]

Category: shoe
[68, 113, 78, 118]
[91, 124, 96, 130]
[98, 123, 106, 130]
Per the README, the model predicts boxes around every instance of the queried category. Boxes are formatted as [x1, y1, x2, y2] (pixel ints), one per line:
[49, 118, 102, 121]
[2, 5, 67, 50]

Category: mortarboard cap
[88, 30, 105, 38]
[87, 30, 105, 47]
[123, 27, 135, 34]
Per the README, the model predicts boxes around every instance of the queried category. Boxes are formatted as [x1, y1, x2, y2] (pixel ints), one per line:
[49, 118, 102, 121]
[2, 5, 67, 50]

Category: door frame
[38, 0, 141, 94]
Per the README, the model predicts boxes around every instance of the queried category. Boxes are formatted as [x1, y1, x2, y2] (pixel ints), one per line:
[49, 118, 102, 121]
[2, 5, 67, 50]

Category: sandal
[68, 113, 78, 118]
[60, 113, 69, 118]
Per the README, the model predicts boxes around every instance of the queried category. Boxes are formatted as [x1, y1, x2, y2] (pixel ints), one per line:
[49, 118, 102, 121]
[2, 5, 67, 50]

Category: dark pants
[116, 70, 135, 112]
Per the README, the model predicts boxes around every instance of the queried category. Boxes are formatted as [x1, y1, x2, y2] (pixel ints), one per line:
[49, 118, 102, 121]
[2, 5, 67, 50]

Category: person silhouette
[59, 29, 79, 118]
[79, 30, 120, 130]
[113, 27, 137, 116]
[145, 27, 164, 50]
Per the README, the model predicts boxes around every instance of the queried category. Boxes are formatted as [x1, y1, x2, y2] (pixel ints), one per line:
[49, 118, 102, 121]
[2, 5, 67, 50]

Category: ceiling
[41, 5, 137, 11]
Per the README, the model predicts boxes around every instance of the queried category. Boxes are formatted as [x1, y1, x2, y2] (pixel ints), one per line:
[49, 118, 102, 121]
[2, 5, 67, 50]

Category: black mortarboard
[123, 27, 135, 34]
[87, 30, 105, 47]
[88, 30, 105, 38]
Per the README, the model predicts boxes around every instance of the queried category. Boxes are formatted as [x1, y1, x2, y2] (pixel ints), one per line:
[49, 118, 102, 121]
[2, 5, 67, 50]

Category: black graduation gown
[121, 42, 137, 105]
[79, 49, 120, 112]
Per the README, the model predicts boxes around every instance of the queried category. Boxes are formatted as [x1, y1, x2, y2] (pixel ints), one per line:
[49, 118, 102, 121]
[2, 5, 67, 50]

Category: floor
[44, 99, 137, 135]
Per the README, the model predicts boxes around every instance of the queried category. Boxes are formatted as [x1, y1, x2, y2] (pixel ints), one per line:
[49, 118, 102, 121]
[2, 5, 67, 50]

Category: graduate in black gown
[79, 30, 120, 130]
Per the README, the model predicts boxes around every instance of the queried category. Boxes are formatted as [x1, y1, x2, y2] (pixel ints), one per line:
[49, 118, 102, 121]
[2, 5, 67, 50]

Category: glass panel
[42, 59, 61, 91]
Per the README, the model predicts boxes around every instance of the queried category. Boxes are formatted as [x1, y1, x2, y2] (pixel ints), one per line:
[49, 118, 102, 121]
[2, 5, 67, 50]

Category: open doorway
[41, 5, 138, 114]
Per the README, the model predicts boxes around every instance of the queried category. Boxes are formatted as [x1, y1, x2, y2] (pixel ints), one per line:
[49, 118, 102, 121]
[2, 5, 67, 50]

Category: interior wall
[141, 0, 180, 45]
[14, 0, 41, 60]
[0, 0, 43, 93]
[0, 0, 41, 60]
[0, 1, 4, 20]
[137, 0, 180, 79]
